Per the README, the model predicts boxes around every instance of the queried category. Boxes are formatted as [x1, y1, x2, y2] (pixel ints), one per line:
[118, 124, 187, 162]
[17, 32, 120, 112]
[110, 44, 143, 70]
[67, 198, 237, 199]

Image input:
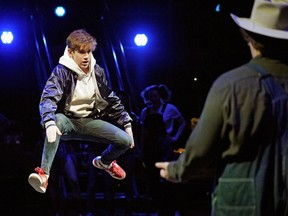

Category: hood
[58, 46, 96, 78]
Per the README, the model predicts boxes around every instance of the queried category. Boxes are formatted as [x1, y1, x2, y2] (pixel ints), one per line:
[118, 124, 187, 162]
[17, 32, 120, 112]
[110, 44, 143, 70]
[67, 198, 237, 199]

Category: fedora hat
[231, 0, 288, 39]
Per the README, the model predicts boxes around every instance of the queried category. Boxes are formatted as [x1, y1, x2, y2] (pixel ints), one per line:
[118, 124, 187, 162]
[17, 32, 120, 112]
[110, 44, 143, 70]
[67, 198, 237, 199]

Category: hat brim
[231, 13, 288, 40]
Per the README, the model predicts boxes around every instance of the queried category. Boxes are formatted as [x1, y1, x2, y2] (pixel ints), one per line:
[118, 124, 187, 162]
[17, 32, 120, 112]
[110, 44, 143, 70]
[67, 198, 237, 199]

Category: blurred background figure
[139, 84, 187, 214]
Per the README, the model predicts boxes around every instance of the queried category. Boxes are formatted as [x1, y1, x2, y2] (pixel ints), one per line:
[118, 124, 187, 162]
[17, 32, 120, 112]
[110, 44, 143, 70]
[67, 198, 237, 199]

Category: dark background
[0, 0, 253, 122]
[0, 0, 254, 215]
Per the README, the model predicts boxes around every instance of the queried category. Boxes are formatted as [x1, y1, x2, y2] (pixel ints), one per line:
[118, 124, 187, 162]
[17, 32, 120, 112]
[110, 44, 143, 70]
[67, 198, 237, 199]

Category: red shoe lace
[35, 167, 45, 175]
[34, 167, 48, 188]
[109, 161, 122, 175]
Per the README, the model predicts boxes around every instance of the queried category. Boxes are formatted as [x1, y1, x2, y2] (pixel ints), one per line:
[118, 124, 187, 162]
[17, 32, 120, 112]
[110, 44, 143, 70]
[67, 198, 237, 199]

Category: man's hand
[124, 127, 135, 148]
[155, 162, 178, 183]
[46, 125, 62, 143]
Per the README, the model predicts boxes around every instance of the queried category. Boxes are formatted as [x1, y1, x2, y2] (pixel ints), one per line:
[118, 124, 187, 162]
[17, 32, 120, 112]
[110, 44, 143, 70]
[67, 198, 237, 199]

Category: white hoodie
[59, 47, 108, 117]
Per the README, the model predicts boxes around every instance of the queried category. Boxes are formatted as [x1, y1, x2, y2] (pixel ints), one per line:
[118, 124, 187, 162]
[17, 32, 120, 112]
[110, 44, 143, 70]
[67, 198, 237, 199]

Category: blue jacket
[39, 63, 132, 128]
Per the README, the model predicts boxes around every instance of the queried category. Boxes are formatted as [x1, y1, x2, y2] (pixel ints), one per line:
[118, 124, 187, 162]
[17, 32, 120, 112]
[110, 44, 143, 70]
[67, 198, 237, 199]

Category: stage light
[215, 4, 220, 12]
[134, 34, 148, 47]
[1, 31, 13, 44]
[55, 6, 66, 17]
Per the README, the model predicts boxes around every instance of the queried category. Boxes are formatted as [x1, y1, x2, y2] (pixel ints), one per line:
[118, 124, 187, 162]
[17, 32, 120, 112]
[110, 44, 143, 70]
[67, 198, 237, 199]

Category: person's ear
[68, 48, 73, 58]
[248, 42, 261, 58]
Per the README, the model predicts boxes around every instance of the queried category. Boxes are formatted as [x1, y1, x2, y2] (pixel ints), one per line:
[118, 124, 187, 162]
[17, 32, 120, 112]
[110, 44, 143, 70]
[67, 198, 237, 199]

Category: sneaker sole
[92, 158, 105, 170]
[28, 174, 46, 193]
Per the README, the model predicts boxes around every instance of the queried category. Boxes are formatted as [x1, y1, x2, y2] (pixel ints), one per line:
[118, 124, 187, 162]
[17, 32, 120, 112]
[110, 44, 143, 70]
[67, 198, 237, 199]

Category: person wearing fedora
[155, 0, 288, 215]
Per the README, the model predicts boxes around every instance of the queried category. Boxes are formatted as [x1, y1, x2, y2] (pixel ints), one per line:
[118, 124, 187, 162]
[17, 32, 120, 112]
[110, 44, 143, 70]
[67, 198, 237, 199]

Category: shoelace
[34, 167, 48, 188]
[108, 161, 121, 175]
[35, 167, 45, 174]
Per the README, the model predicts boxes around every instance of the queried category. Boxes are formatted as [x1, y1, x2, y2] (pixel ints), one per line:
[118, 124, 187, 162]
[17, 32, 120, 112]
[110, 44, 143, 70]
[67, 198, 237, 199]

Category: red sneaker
[92, 156, 126, 180]
[28, 167, 49, 193]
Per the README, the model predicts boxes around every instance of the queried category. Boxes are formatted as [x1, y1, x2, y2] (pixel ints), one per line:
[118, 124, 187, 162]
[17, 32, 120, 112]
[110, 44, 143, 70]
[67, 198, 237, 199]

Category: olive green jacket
[168, 57, 288, 215]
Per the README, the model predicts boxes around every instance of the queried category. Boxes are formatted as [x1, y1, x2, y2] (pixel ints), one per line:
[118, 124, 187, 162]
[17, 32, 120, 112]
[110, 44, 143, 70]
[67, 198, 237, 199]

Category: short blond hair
[66, 29, 97, 52]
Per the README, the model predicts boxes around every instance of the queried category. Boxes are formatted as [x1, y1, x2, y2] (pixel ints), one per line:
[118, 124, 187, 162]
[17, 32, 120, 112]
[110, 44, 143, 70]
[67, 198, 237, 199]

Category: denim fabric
[212, 178, 256, 216]
[41, 113, 132, 175]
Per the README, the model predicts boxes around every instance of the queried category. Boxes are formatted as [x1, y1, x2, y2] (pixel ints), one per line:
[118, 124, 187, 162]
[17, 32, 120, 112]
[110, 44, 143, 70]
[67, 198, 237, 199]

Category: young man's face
[68, 48, 92, 72]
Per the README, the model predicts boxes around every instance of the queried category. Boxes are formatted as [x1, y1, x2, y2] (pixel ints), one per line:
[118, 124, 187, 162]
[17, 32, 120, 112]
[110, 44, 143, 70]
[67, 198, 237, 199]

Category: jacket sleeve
[167, 64, 269, 182]
[167, 76, 226, 182]
[39, 66, 67, 128]
[105, 91, 133, 126]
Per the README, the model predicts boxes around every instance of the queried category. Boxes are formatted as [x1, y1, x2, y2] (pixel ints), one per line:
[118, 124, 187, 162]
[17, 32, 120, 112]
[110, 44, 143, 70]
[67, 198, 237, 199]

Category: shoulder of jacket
[94, 64, 104, 72]
[54, 64, 76, 76]
[213, 64, 259, 88]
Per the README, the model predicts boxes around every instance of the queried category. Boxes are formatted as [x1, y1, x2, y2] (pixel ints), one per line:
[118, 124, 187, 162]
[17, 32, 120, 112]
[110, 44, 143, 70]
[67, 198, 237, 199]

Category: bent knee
[55, 113, 68, 129]
[118, 132, 132, 149]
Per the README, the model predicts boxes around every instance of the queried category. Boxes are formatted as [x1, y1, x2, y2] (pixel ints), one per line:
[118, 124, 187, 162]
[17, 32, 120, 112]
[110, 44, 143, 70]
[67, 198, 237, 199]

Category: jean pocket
[212, 178, 256, 216]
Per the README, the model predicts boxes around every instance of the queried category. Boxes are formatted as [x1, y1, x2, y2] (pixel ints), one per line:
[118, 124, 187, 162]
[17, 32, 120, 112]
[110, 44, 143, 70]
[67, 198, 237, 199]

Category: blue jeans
[41, 113, 132, 175]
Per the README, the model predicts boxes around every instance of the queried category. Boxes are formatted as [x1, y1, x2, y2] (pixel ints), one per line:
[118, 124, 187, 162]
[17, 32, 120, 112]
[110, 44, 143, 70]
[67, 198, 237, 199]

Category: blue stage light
[1, 31, 13, 44]
[215, 4, 220, 12]
[134, 34, 148, 47]
[55, 6, 66, 17]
